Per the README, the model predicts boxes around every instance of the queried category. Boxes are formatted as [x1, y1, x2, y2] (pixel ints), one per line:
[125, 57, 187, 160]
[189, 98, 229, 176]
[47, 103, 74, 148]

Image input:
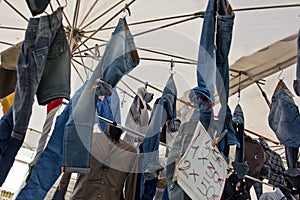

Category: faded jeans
[142, 75, 178, 200]
[63, 18, 139, 173]
[12, 7, 69, 141]
[268, 84, 300, 147]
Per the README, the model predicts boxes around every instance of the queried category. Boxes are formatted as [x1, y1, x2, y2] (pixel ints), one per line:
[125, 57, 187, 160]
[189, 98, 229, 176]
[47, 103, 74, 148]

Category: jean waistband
[25, 7, 63, 41]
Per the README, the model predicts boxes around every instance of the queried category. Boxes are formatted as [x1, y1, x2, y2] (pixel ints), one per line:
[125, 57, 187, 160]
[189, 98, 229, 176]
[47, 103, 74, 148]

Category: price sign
[175, 122, 227, 200]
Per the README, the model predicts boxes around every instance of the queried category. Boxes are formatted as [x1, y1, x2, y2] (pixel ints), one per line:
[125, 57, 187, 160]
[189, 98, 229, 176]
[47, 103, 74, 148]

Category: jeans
[36, 25, 71, 106]
[96, 88, 121, 132]
[12, 7, 69, 141]
[63, 18, 139, 173]
[0, 107, 14, 186]
[141, 75, 178, 200]
[196, 0, 216, 103]
[16, 84, 85, 200]
[293, 29, 300, 96]
[165, 121, 199, 200]
[268, 83, 300, 147]
[285, 146, 299, 169]
[215, 10, 237, 144]
[26, 0, 50, 16]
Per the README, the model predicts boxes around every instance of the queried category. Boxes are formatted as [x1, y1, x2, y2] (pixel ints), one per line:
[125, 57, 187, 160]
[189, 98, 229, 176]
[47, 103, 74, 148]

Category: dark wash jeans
[0, 7, 70, 187]
[12, 7, 67, 141]
[63, 18, 139, 173]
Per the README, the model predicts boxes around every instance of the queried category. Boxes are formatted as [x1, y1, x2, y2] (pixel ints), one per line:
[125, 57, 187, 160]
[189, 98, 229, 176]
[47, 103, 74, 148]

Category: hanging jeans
[285, 146, 299, 169]
[268, 83, 300, 147]
[293, 28, 300, 96]
[141, 75, 179, 200]
[165, 121, 199, 200]
[0, 107, 13, 186]
[12, 7, 70, 141]
[16, 84, 85, 200]
[63, 18, 139, 173]
[196, 0, 216, 103]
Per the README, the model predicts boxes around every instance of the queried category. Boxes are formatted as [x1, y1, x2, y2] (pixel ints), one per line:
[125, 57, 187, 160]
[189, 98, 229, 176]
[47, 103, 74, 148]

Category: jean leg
[197, 0, 216, 103]
[285, 146, 299, 169]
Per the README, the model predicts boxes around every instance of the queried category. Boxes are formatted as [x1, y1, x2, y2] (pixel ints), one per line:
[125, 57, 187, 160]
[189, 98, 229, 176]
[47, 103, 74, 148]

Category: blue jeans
[36, 25, 71, 106]
[0, 107, 14, 186]
[268, 84, 300, 147]
[197, 0, 216, 103]
[285, 146, 299, 169]
[141, 75, 178, 199]
[63, 18, 139, 173]
[96, 88, 121, 132]
[165, 122, 199, 200]
[293, 29, 300, 96]
[12, 7, 69, 141]
[16, 84, 85, 200]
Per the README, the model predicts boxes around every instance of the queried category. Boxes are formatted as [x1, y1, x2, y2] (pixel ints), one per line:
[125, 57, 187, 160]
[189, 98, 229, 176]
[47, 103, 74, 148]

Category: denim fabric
[63, 18, 139, 173]
[165, 121, 199, 200]
[189, 87, 215, 134]
[16, 84, 85, 200]
[26, 0, 50, 16]
[293, 29, 300, 96]
[215, 10, 239, 151]
[285, 146, 299, 169]
[141, 75, 178, 200]
[268, 83, 300, 147]
[96, 88, 121, 132]
[12, 7, 65, 141]
[142, 74, 177, 172]
[36, 25, 71, 106]
[196, 0, 216, 103]
[232, 105, 248, 179]
[0, 107, 14, 186]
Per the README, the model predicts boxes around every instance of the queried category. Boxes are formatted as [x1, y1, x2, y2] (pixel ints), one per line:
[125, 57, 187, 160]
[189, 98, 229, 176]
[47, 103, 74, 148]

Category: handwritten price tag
[175, 122, 227, 200]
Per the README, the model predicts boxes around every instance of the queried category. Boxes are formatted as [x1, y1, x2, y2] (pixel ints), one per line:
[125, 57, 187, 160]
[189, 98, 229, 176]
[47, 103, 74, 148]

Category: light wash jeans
[63, 18, 139, 173]
[141, 74, 179, 200]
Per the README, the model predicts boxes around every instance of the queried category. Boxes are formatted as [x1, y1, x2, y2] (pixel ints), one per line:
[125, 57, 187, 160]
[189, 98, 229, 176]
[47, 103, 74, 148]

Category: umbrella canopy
[0, 0, 299, 161]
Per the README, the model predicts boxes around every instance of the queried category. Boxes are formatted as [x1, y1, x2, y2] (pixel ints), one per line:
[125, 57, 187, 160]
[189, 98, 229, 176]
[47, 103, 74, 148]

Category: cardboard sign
[175, 122, 227, 200]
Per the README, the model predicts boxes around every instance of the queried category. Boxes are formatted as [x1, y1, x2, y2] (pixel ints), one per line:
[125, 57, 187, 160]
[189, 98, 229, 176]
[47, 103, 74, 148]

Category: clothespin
[145, 81, 148, 89]
[170, 59, 175, 74]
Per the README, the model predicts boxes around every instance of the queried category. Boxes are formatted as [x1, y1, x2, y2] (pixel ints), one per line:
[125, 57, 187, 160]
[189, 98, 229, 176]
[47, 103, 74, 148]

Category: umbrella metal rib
[84, 3, 300, 33]
[56, 0, 71, 27]
[78, 0, 100, 28]
[80, 0, 125, 30]
[73, 0, 137, 52]
[3, 0, 28, 22]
